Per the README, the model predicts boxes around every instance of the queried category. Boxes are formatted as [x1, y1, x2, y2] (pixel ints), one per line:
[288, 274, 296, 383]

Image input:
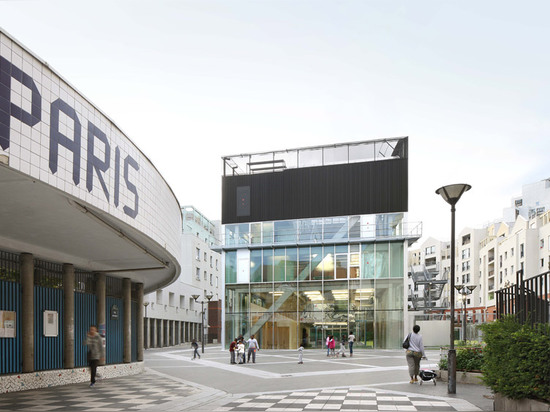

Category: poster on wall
[43, 310, 59, 337]
[0, 310, 16, 338]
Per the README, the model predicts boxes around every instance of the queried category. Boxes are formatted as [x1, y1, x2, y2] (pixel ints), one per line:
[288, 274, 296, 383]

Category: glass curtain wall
[225, 241, 405, 349]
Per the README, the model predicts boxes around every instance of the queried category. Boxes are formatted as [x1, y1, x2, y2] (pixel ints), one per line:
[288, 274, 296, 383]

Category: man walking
[247, 334, 260, 363]
[84, 325, 104, 387]
[229, 338, 237, 364]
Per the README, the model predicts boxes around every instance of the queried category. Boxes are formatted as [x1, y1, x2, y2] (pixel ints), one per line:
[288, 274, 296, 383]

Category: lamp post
[455, 284, 477, 343]
[436, 183, 471, 394]
[192, 292, 213, 354]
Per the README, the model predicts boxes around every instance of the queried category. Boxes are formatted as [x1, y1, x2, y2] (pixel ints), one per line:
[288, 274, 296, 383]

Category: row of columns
[20, 253, 144, 373]
[144, 318, 201, 349]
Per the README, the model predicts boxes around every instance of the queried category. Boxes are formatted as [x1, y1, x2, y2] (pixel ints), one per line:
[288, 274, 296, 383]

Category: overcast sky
[1, 0, 549, 244]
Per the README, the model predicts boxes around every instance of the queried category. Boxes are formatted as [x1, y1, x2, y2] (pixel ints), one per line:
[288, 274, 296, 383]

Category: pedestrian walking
[84, 325, 104, 387]
[229, 338, 237, 364]
[337, 337, 347, 357]
[191, 339, 200, 360]
[237, 339, 245, 364]
[298, 345, 304, 364]
[246, 334, 260, 363]
[404, 325, 426, 383]
[326, 335, 330, 357]
[348, 331, 355, 357]
[329, 335, 336, 357]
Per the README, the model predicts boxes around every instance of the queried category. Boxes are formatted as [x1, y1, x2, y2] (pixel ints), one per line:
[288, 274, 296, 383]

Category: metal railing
[496, 270, 550, 327]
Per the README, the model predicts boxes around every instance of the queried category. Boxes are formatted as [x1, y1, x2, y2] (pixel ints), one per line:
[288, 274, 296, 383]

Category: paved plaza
[0, 346, 494, 411]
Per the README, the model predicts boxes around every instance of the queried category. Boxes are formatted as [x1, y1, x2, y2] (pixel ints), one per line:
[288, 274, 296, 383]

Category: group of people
[325, 331, 355, 358]
[229, 334, 259, 364]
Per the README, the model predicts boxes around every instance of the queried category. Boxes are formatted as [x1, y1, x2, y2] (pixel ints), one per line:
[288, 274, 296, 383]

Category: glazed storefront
[223, 214, 420, 349]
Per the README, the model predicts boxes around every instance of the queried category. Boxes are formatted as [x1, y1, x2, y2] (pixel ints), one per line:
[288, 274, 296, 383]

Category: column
[136, 283, 144, 361]
[123, 278, 131, 363]
[152, 318, 158, 348]
[63, 264, 75, 369]
[95, 273, 106, 365]
[159, 319, 164, 347]
[21, 253, 34, 373]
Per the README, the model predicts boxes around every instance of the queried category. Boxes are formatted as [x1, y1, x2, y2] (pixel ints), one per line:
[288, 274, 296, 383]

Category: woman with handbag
[403, 325, 426, 384]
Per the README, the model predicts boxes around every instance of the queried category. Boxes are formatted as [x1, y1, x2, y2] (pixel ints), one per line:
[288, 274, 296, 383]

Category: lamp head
[466, 285, 477, 292]
[436, 184, 472, 206]
[206, 292, 213, 301]
[192, 294, 200, 301]
[455, 284, 464, 292]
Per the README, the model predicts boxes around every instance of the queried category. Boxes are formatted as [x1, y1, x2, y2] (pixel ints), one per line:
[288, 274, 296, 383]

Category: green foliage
[438, 346, 484, 372]
[480, 316, 550, 402]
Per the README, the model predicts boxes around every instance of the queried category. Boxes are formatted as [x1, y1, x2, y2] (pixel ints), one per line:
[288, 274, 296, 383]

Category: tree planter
[494, 393, 550, 411]
[439, 370, 484, 385]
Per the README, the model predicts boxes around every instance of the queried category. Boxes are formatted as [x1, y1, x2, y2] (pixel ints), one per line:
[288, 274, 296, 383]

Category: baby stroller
[418, 359, 437, 386]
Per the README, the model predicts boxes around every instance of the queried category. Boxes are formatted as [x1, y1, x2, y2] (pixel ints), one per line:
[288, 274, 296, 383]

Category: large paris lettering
[0, 56, 42, 150]
[0, 54, 140, 218]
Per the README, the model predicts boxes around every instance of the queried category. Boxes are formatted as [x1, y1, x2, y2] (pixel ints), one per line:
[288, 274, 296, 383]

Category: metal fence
[496, 270, 550, 327]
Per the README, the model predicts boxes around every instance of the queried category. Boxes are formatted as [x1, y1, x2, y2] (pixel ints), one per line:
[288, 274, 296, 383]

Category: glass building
[220, 139, 421, 349]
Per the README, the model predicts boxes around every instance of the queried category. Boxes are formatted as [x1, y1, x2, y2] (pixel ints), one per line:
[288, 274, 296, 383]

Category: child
[337, 338, 346, 358]
[237, 339, 245, 364]
[298, 345, 304, 364]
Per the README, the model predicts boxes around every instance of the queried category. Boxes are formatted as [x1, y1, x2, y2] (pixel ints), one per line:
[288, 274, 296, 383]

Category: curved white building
[0, 28, 182, 391]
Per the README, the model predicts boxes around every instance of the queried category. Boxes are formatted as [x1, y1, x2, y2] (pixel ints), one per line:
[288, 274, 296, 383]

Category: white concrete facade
[143, 206, 222, 349]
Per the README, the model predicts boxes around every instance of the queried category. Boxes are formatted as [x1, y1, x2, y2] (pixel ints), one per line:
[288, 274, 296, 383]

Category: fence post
[21, 253, 34, 373]
[63, 264, 75, 369]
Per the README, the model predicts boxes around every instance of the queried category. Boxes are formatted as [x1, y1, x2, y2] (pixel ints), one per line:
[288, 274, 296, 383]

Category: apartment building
[143, 206, 222, 348]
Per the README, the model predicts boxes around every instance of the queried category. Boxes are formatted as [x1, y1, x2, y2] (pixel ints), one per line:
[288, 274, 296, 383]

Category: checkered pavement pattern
[215, 388, 460, 412]
[0, 373, 200, 411]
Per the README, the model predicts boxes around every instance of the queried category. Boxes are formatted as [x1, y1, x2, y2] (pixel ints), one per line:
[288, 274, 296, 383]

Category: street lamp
[455, 284, 477, 343]
[436, 183, 471, 394]
[192, 292, 214, 354]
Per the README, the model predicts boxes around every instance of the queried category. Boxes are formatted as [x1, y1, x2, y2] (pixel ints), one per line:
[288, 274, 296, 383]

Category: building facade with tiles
[0, 29, 182, 386]
[219, 138, 421, 350]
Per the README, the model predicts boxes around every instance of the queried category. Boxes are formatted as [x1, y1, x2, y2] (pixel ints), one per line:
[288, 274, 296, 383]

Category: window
[210, 256, 213, 267]
[462, 248, 470, 259]
[462, 234, 471, 245]
[195, 267, 200, 280]
[511, 248, 514, 257]
[156, 290, 162, 304]
[511, 265, 514, 275]
[204, 270, 207, 281]
[210, 274, 213, 286]
[499, 255, 502, 268]
[541, 258, 544, 268]
[180, 295, 185, 308]
[504, 251, 508, 260]
[196, 247, 200, 261]
[520, 244, 524, 258]
[499, 271, 502, 283]
[541, 239, 545, 249]
[425, 246, 435, 255]
[169, 292, 175, 306]
[215, 276, 219, 288]
[461, 261, 470, 272]
[216, 259, 219, 270]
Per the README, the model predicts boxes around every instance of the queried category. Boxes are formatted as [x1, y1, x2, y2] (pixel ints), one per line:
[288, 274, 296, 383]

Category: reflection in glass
[311, 246, 323, 280]
[350, 310, 374, 348]
[263, 222, 273, 244]
[350, 252, 360, 278]
[225, 285, 249, 313]
[323, 217, 348, 241]
[390, 242, 404, 278]
[275, 220, 296, 243]
[251, 223, 262, 244]
[262, 249, 273, 282]
[375, 310, 403, 349]
[298, 282, 323, 313]
[285, 248, 297, 281]
[250, 250, 262, 283]
[273, 283, 297, 312]
[299, 219, 323, 242]
[273, 248, 286, 281]
[250, 283, 273, 312]
[361, 244, 375, 279]
[349, 216, 361, 239]
[375, 279, 403, 310]
[225, 251, 237, 283]
[323, 281, 349, 313]
[274, 312, 297, 349]
[322, 246, 334, 280]
[238, 223, 249, 245]
[323, 145, 348, 166]
[298, 247, 310, 281]
[375, 243, 389, 278]
[225, 313, 250, 347]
